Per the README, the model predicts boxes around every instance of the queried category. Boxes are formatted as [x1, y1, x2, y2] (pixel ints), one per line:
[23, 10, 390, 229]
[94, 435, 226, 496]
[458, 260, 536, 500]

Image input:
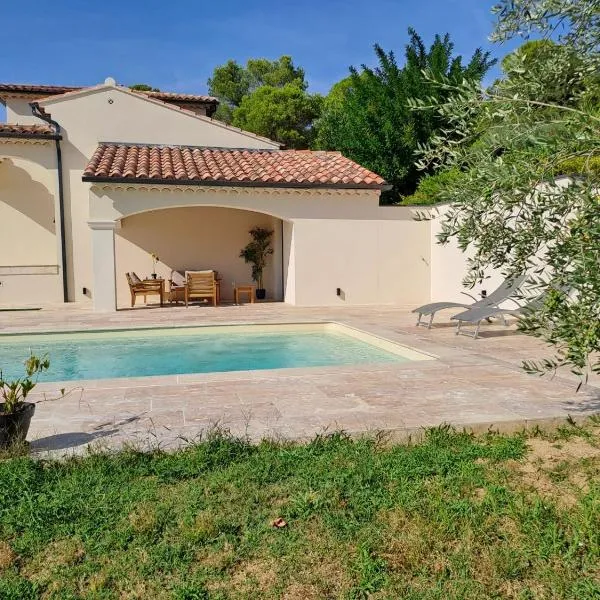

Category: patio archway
[114, 205, 288, 307]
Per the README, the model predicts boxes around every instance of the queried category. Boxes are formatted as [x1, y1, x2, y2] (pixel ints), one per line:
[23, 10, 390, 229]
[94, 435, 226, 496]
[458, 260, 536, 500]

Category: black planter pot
[256, 288, 266, 300]
[0, 402, 36, 449]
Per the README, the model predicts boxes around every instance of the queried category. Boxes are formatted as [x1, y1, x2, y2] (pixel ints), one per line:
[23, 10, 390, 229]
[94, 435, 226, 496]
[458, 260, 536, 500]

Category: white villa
[0, 78, 468, 311]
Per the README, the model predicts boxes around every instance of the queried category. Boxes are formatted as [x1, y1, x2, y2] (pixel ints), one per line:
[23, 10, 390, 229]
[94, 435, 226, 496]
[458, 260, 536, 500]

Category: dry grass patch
[127, 502, 158, 534]
[281, 581, 322, 599]
[527, 436, 600, 462]
[206, 556, 280, 598]
[23, 538, 85, 583]
[507, 435, 600, 507]
[0, 540, 17, 571]
[281, 524, 352, 598]
[193, 541, 235, 571]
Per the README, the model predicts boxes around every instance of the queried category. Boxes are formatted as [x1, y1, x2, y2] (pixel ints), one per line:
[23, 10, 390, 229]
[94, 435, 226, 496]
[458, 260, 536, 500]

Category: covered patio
[115, 206, 285, 308]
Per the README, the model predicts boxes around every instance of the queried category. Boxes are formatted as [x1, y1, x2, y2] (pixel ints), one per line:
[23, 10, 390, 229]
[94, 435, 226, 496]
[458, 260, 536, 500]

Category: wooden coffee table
[234, 284, 255, 304]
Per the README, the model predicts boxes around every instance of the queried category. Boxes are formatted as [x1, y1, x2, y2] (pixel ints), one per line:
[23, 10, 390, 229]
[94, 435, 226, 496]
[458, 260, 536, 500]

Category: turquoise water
[0, 328, 408, 382]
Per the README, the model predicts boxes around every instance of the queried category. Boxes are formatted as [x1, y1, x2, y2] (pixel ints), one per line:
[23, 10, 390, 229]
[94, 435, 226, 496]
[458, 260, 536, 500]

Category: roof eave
[82, 175, 389, 191]
[152, 97, 219, 105]
[0, 132, 61, 141]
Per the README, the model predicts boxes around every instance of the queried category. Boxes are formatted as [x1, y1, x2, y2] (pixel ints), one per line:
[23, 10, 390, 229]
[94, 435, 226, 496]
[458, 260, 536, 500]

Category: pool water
[0, 325, 416, 382]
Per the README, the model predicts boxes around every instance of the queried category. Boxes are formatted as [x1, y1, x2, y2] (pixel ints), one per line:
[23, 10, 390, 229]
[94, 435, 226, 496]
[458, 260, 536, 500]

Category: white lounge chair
[451, 294, 547, 338]
[413, 274, 527, 328]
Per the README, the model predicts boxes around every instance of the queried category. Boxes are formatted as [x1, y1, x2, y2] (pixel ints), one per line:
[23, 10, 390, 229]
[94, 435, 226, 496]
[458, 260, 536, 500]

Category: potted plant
[239, 227, 274, 300]
[150, 252, 160, 279]
[0, 354, 49, 449]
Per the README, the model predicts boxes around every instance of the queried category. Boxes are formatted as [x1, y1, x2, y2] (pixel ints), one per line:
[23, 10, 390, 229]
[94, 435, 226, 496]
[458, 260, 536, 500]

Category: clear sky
[4, 0, 520, 97]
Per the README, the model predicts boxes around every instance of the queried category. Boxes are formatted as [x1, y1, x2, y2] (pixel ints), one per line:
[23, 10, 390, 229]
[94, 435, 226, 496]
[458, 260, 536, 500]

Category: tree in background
[413, 0, 600, 381]
[314, 28, 495, 203]
[209, 56, 306, 108]
[233, 85, 322, 148]
[129, 83, 160, 92]
[207, 56, 320, 146]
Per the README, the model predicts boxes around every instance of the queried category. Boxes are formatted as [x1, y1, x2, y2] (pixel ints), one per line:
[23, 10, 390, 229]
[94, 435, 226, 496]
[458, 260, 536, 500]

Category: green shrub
[401, 169, 465, 205]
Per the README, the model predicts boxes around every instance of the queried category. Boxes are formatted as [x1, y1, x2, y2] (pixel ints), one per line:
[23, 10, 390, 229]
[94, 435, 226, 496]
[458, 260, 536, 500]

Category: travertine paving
[1, 302, 598, 454]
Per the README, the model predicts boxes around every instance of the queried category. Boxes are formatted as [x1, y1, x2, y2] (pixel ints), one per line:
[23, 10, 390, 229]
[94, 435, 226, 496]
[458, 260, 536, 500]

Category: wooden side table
[141, 278, 165, 306]
[234, 284, 255, 304]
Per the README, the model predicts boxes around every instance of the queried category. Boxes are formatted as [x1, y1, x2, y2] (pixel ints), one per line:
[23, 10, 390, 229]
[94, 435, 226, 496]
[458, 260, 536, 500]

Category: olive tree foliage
[496, 39, 588, 105]
[412, 0, 600, 382]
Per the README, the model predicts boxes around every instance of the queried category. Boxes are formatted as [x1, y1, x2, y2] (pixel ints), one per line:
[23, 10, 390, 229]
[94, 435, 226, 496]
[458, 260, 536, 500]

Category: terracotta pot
[0, 402, 35, 449]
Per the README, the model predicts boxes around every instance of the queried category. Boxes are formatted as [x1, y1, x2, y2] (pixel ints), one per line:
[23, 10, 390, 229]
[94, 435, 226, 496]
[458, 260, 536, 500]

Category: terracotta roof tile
[0, 83, 217, 110]
[0, 83, 81, 96]
[0, 123, 57, 139]
[142, 90, 218, 104]
[82, 143, 388, 189]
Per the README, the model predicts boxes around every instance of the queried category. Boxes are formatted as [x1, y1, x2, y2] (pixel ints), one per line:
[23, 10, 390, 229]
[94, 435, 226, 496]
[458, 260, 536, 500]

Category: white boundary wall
[429, 204, 505, 303]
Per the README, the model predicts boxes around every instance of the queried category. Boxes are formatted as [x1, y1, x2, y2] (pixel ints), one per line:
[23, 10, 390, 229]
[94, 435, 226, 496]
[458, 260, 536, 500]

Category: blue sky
[4, 0, 520, 97]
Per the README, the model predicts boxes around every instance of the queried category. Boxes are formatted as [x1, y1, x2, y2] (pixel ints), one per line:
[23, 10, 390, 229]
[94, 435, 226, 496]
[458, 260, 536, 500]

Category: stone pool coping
[0, 303, 597, 454]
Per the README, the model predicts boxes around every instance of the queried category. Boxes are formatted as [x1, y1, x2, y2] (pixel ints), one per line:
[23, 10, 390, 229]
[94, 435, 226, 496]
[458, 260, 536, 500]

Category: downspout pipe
[30, 102, 68, 303]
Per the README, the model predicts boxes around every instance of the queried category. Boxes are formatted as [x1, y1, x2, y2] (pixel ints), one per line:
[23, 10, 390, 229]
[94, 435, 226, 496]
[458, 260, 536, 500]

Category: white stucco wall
[0, 142, 62, 304]
[282, 221, 296, 305]
[429, 204, 503, 302]
[4, 98, 38, 125]
[291, 216, 430, 306]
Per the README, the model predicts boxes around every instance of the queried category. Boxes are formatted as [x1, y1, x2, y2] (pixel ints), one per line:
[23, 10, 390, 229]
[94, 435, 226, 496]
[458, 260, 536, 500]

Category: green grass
[0, 423, 598, 599]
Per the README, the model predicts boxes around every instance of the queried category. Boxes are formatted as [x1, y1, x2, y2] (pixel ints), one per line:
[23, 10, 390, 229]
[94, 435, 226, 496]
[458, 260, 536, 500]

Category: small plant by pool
[0, 323, 433, 382]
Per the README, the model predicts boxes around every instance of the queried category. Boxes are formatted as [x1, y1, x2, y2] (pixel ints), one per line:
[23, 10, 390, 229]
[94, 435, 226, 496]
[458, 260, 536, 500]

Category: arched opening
[114, 205, 291, 308]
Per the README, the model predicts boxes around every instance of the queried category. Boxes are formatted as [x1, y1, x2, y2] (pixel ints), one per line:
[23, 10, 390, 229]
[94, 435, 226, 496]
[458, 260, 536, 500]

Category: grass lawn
[0, 421, 598, 599]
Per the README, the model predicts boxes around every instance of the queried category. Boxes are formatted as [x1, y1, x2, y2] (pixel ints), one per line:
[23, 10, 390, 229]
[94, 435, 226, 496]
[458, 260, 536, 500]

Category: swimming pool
[0, 323, 434, 382]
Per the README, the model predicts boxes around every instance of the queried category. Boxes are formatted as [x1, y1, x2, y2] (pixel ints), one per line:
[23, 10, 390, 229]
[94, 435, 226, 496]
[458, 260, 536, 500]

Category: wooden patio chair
[184, 270, 217, 307]
[168, 270, 186, 304]
[126, 272, 164, 307]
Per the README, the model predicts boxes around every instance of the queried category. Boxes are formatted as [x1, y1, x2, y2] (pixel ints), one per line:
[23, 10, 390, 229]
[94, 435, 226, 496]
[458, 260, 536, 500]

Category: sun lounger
[451, 294, 546, 338]
[412, 274, 526, 328]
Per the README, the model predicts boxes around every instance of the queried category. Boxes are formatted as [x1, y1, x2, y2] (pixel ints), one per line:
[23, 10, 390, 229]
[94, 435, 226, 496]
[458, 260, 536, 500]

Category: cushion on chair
[170, 270, 186, 287]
